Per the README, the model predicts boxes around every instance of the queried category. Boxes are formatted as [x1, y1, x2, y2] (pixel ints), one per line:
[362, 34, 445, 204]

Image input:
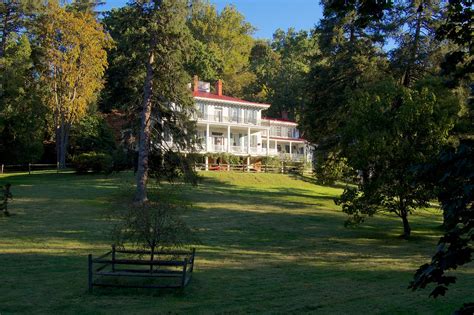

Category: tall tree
[0, 0, 41, 58]
[35, 2, 110, 167]
[247, 29, 316, 120]
[0, 33, 46, 164]
[335, 78, 460, 238]
[410, 2, 472, 312]
[123, 0, 195, 204]
[188, 1, 255, 97]
[302, 0, 388, 174]
[388, 0, 445, 87]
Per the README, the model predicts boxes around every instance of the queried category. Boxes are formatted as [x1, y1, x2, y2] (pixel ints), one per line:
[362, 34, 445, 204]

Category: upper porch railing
[195, 113, 259, 126]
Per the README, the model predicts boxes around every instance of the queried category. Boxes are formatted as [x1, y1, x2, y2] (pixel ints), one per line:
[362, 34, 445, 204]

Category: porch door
[213, 135, 224, 151]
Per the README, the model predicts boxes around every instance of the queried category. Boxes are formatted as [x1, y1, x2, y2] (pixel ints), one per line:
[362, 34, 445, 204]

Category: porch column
[303, 144, 307, 163]
[266, 129, 270, 156]
[246, 156, 250, 172]
[206, 123, 210, 152]
[289, 141, 292, 159]
[227, 125, 231, 153]
[205, 155, 209, 171]
[247, 127, 251, 154]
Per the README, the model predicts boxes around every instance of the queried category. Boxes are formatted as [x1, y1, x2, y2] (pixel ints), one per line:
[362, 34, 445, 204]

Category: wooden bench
[88, 246, 196, 292]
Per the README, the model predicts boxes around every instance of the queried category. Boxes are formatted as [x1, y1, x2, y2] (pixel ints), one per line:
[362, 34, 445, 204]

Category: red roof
[262, 117, 298, 125]
[193, 91, 271, 108]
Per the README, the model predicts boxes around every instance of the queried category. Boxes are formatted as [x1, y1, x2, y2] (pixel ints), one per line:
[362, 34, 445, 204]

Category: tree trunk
[401, 208, 411, 239]
[402, 2, 423, 87]
[134, 45, 155, 204]
[149, 245, 155, 273]
[55, 118, 70, 169]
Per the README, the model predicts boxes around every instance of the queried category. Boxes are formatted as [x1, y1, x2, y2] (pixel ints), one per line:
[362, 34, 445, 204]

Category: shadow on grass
[0, 250, 470, 314]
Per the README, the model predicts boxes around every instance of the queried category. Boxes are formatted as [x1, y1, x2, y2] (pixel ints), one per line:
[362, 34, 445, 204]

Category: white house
[191, 78, 312, 169]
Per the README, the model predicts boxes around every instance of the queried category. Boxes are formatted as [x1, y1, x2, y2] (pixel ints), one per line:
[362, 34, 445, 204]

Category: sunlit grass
[0, 170, 472, 314]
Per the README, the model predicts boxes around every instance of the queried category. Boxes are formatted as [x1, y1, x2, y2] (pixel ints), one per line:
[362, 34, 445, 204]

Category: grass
[0, 171, 472, 314]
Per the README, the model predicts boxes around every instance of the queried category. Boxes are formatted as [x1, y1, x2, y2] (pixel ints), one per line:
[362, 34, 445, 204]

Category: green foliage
[110, 149, 133, 173]
[436, 0, 472, 86]
[149, 152, 199, 186]
[0, 33, 46, 164]
[247, 29, 316, 119]
[188, 1, 255, 97]
[207, 152, 240, 165]
[100, 5, 147, 111]
[313, 151, 351, 185]
[73, 152, 113, 174]
[410, 140, 473, 308]
[185, 39, 223, 82]
[335, 78, 460, 237]
[302, 15, 387, 149]
[69, 114, 116, 155]
[113, 201, 196, 262]
[261, 156, 280, 167]
[0, 183, 12, 216]
[35, 2, 112, 167]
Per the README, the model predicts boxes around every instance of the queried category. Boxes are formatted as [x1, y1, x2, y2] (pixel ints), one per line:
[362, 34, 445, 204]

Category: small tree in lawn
[1, 183, 12, 216]
[335, 78, 460, 238]
[113, 201, 195, 272]
[35, 2, 111, 168]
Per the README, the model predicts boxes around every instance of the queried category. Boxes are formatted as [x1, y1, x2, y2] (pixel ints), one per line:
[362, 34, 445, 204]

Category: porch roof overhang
[268, 136, 306, 143]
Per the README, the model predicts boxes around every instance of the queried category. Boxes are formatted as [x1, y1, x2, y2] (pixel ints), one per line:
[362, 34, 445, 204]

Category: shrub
[313, 151, 352, 185]
[112, 201, 198, 265]
[73, 152, 113, 174]
[69, 115, 116, 156]
[111, 149, 134, 172]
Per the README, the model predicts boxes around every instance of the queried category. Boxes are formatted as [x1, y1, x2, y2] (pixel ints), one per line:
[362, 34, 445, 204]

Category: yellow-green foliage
[37, 2, 112, 125]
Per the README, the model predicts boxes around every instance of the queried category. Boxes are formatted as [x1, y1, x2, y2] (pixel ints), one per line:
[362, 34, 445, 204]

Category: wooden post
[88, 254, 93, 293]
[28, 163, 31, 175]
[181, 258, 188, 288]
[112, 245, 116, 272]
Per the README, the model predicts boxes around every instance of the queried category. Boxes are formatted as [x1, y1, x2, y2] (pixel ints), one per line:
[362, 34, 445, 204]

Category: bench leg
[181, 258, 188, 288]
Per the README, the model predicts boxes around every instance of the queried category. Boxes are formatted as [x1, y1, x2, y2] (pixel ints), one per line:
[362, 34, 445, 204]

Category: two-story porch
[189, 77, 312, 167]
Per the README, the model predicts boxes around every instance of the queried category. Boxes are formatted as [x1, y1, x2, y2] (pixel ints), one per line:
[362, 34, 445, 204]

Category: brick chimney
[215, 79, 223, 96]
[281, 110, 289, 120]
[193, 75, 199, 92]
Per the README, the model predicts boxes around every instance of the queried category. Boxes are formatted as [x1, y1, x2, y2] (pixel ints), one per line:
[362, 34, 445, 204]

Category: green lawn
[0, 171, 472, 314]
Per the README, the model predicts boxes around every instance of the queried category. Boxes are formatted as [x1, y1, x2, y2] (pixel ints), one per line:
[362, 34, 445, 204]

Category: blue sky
[101, 0, 323, 40]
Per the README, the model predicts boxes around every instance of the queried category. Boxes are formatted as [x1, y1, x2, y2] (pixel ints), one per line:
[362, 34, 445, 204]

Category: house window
[198, 103, 207, 119]
[230, 107, 239, 122]
[275, 126, 281, 137]
[251, 135, 257, 147]
[287, 127, 293, 138]
[214, 107, 223, 122]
